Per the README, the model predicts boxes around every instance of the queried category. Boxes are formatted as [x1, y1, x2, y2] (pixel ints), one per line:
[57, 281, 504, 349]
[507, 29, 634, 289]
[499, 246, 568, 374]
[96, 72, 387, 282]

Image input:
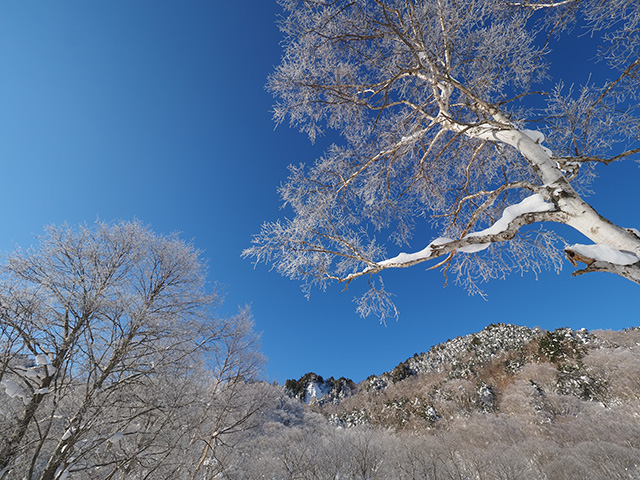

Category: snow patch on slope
[304, 382, 328, 404]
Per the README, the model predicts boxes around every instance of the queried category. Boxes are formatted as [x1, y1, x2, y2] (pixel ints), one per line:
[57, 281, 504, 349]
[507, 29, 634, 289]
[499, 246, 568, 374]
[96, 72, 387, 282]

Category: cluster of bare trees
[210, 327, 640, 479]
[246, 0, 640, 317]
[225, 328, 640, 479]
[0, 222, 264, 480]
[217, 385, 640, 479]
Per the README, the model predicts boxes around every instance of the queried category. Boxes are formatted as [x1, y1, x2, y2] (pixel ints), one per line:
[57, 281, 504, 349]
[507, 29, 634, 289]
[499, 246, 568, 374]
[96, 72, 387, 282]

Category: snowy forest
[2, 0, 640, 478]
[2, 232, 640, 480]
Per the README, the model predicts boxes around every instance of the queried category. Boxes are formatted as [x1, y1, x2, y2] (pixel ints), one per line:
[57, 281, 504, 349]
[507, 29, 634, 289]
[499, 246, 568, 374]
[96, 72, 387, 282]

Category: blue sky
[1, 2, 638, 384]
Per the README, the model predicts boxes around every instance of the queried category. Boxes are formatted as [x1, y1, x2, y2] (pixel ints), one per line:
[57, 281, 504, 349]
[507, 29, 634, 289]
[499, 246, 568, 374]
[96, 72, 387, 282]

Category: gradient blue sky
[1, 2, 638, 384]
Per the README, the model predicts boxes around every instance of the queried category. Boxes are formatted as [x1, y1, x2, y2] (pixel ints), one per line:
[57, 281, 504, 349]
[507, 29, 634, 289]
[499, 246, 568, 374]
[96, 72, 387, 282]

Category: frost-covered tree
[0, 221, 263, 480]
[245, 0, 640, 317]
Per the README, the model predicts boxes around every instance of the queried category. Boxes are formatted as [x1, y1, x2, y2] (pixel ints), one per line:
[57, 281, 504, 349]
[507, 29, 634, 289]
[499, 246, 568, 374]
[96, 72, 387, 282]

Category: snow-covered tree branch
[245, 0, 640, 318]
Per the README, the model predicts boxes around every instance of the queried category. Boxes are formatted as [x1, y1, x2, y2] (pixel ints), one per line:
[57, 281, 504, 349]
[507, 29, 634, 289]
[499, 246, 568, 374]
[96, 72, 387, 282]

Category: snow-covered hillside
[285, 323, 636, 431]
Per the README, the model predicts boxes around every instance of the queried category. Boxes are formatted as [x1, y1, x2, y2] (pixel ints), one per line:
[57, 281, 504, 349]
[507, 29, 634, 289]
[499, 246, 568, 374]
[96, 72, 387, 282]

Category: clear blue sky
[1, 1, 638, 384]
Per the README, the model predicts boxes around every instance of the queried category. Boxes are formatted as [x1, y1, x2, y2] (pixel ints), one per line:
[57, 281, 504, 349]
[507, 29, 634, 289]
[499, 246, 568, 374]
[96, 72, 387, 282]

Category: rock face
[285, 372, 356, 405]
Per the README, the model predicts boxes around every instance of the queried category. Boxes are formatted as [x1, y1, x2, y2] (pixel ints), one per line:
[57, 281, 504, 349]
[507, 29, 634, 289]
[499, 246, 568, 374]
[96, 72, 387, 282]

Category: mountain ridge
[285, 323, 638, 430]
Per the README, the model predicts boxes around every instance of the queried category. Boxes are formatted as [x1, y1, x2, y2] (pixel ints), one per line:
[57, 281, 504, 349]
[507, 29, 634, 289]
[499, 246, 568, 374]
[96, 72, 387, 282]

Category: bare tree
[0, 221, 263, 480]
[245, 0, 640, 318]
[188, 307, 265, 480]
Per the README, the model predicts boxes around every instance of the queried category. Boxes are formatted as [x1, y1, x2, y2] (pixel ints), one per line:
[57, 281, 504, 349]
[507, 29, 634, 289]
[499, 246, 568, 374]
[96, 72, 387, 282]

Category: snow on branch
[377, 237, 453, 268]
[342, 194, 557, 282]
[508, 0, 578, 9]
[566, 244, 640, 266]
[565, 243, 640, 284]
[1, 379, 29, 405]
[467, 194, 554, 239]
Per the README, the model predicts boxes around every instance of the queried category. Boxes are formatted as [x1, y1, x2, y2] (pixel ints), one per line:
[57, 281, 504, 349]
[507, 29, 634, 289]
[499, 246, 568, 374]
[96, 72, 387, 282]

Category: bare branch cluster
[0, 222, 264, 480]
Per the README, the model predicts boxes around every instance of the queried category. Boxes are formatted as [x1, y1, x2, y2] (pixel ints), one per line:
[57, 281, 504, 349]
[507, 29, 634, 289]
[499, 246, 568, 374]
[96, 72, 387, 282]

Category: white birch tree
[245, 0, 640, 318]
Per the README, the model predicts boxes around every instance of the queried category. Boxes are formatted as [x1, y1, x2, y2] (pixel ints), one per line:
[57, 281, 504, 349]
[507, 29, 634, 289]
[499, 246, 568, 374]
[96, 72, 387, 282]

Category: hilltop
[285, 323, 639, 431]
